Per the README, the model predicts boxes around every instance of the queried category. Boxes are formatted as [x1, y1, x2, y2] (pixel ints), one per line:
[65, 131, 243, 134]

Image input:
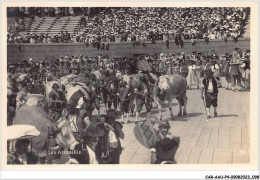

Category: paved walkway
[112, 88, 250, 164]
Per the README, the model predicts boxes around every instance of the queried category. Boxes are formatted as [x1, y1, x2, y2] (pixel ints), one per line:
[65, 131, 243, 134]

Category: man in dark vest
[201, 69, 219, 119]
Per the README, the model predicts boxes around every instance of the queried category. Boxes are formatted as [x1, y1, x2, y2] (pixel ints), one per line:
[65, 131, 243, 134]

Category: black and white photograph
[1, 2, 258, 175]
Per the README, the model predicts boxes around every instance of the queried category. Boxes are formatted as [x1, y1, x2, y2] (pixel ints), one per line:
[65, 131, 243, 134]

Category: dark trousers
[166, 40, 169, 48]
[205, 93, 218, 108]
[136, 97, 152, 113]
[108, 95, 117, 109]
[224, 73, 231, 83]
[102, 90, 108, 104]
[107, 148, 120, 164]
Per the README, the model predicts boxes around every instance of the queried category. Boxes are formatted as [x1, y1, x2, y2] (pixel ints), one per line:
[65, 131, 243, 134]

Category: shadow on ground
[164, 112, 204, 122]
[215, 114, 239, 118]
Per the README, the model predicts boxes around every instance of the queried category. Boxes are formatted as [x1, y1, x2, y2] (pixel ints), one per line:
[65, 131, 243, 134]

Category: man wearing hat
[95, 109, 124, 164]
[70, 120, 105, 164]
[150, 120, 180, 164]
[107, 79, 118, 110]
[201, 69, 219, 118]
[221, 53, 232, 89]
[62, 90, 92, 140]
[118, 81, 131, 124]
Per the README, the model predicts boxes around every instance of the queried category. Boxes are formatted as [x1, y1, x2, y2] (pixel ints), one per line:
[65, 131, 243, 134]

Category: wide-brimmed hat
[158, 120, 170, 129]
[83, 121, 105, 138]
[7, 125, 40, 140]
[156, 137, 180, 160]
[106, 109, 116, 120]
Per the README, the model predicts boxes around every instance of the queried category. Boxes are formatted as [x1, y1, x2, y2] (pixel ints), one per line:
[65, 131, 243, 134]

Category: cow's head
[158, 75, 170, 91]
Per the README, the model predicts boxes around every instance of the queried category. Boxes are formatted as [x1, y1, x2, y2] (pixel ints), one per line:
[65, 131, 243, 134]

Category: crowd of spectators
[8, 30, 72, 43]
[79, 7, 249, 42]
[7, 49, 250, 79]
[7, 7, 250, 44]
[7, 7, 90, 18]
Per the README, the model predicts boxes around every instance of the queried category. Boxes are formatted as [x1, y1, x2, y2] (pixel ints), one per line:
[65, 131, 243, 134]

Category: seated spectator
[64, 31, 71, 42]
[80, 15, 87, 27]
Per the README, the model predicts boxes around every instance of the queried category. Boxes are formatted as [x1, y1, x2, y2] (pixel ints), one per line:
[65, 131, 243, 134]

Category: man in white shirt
[201, 69, 219, 119]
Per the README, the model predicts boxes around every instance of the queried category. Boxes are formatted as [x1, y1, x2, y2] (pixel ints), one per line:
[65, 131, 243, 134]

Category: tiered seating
[8, 17, 33, 34]
[7, 18, 17, 32]
[7, 18, 16, 28]
[46, 16, 81, 37]
[63, 16, 81, 35]
[8, 16, 81, 37]
[36, 17, 57, 35]
[27, 17, 44, 34]
[48, 17, 69, 36]
[23, 18, 33, 31]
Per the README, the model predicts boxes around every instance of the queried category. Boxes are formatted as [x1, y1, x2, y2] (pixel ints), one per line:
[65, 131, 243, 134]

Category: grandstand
[8, 16, 81, 37]
[7, 7, 250, 43]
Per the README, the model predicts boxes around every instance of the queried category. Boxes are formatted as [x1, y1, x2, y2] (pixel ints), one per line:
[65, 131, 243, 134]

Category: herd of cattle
[7, 65, 189, 163]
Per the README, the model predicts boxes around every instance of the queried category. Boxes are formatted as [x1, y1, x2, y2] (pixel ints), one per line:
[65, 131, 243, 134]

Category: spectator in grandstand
[18, 17, 25, 30]
[14, 17, 19, 31]
[63, 30, 71, 43]
[29, 34, 37, 43]
[80, 15, 87, 28]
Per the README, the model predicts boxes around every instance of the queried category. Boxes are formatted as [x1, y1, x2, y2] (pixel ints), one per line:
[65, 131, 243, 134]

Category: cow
[126, 73, 158, 119]
[13, 104, 80, 164]
[156, 74, 188, 120]
[91, 69, 105, 80]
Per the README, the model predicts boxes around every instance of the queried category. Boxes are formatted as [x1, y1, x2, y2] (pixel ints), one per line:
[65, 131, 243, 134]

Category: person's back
[9, 139, 39, 164]
[11, 151, 39, 164]
[222, 59, 230, 75]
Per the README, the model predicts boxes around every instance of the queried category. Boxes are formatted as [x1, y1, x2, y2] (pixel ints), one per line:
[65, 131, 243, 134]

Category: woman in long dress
[186, 60, 200, 89]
